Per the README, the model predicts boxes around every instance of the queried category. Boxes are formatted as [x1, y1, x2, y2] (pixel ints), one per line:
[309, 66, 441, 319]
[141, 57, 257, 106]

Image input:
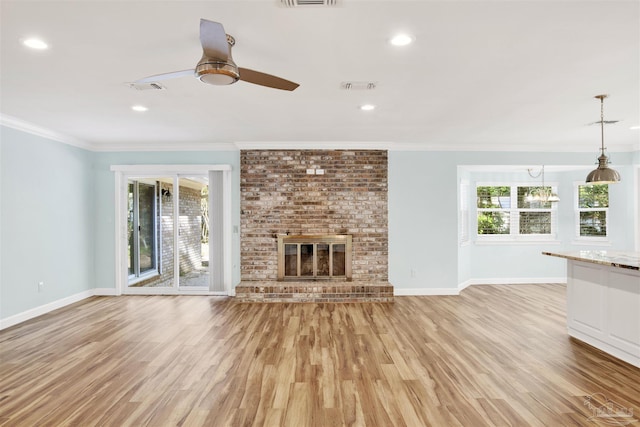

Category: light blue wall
[388, 151, 460, 290]
[1, 124, 638, 321]
[92, 151, 241, 290]
[1, 127, 95, 319]
[388, 150, 638, 290]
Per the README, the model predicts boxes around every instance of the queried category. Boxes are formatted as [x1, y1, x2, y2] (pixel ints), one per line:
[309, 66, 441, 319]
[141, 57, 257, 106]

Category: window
[128, 180, 159, 280]
[576, 184, 608, 238]
[476, 184, 557, 240]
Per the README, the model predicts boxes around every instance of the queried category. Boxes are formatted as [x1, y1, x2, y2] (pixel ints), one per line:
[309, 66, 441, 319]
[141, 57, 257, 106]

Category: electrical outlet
[38, 281, 44, 292]
[411, 269, 416, 278]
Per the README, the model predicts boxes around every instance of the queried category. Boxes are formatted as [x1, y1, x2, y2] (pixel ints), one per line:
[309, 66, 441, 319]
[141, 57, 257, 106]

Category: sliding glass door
[121, 172, 225, 293]
[177, 175, 210, 290]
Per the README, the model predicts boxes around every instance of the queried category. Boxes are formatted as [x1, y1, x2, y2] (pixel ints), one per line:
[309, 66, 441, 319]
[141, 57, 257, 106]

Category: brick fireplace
[236, 149, 393, 302]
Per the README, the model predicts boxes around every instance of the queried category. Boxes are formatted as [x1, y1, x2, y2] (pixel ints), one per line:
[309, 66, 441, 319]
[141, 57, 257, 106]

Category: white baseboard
[458, 280, 473, 292]
[94, 288, 120, 296]
[394, 288, 460, 296]
[0, 289, 94, 330]
[463, 277, 567, 286]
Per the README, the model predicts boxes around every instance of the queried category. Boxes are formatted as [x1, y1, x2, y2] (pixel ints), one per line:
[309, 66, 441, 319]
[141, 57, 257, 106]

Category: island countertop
[542, 250, 640, 271]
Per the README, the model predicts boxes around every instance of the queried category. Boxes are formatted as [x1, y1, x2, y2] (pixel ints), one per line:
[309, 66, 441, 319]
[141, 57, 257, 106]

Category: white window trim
[459, 179, 470, 247]
[127, 180, 160, 282]
[573, 181, 610, 245]
[475, 182, 559, 244]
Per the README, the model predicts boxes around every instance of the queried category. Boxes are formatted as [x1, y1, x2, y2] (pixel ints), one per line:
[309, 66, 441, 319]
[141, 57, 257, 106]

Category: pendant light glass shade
[586, 95, 620, 184]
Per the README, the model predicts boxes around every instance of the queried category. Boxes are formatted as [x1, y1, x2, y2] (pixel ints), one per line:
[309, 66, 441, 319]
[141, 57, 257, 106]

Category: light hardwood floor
[1, 284, 639, 426]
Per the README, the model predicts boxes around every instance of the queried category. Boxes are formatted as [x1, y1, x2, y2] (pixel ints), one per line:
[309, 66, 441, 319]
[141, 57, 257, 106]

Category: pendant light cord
[600, 96, 606, 156]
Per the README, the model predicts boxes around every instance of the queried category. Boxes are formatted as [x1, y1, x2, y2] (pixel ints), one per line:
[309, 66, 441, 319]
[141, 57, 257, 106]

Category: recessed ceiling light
[360, 104, 375, 111]
[131, 105, 148, 112]
[630, 125, 640, 130]
[390, 34, 413, 46]
[22, 38, 48, 50]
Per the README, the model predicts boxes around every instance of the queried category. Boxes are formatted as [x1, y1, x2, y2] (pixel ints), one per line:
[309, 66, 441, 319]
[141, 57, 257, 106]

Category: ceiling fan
[134, 19, 299, 91]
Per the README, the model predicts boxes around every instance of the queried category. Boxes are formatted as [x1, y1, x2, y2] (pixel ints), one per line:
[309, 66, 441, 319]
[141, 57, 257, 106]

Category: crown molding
[389, 142, 639, 153]
[0, 114, 96, 151]
[2, 114, 637, 154]
[91, 141, 239, 152]
[234, 141, 394, 150]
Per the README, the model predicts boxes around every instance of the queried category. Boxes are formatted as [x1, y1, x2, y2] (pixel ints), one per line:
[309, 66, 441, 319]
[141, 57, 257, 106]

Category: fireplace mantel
[277, 234, 352, 281]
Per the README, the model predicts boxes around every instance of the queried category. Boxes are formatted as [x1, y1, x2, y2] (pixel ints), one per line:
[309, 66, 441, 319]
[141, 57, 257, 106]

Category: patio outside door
[123, 172, 223, 293]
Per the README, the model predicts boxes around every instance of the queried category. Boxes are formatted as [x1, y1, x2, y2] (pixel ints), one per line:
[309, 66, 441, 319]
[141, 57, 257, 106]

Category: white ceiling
[1, 0, 639, 152]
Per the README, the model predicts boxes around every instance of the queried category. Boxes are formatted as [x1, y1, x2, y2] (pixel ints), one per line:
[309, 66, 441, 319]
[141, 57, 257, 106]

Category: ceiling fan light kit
[196, 61, 240, 85]
[586, 94, 621, 184]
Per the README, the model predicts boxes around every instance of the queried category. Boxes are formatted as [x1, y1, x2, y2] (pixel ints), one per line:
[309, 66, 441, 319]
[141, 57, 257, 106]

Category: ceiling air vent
[280, 0, 339, 7]
[340, 81, 377, 90]
[127, 82, 165, 91]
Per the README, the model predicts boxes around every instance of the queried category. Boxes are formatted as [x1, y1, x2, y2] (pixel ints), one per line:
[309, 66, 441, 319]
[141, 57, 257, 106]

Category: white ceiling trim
[390, 142, 640, 153]
[91, 141, 239, 152]
[234, 141, 394, 150]
[2, 114, 638, 153]
[0, 113, 95, 151]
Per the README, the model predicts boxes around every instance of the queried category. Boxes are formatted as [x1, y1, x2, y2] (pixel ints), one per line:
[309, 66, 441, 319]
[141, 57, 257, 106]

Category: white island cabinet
[543, 251, 640, 368]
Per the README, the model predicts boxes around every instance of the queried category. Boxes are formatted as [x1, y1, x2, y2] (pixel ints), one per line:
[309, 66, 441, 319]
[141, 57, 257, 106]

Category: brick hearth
[235, 282, 394, 303]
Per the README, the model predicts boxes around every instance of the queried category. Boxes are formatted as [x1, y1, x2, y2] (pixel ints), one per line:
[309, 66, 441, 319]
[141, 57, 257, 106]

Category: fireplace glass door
[278, 235, 352, 281]
[284, 244, 298, 276]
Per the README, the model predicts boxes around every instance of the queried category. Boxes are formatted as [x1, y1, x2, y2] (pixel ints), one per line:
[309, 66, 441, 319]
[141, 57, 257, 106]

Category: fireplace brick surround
[237, 149, 393, 302]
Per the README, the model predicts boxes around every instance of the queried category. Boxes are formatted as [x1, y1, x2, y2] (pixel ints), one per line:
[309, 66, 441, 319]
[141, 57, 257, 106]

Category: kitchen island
[543, 250, 640, 368]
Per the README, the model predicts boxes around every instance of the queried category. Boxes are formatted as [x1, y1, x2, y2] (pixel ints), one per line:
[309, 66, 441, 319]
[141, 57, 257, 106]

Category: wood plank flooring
[1, 284, 639, 426]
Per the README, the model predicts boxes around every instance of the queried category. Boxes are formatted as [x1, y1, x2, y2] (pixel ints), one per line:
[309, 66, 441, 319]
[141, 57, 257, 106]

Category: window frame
[127, 179, 160, 284]
[475, 182, 559, 243]
[574, 182, 610, 244]
[459, 179, 470, 246]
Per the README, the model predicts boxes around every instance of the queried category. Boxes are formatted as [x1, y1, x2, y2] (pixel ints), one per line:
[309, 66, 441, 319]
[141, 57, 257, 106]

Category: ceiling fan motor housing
[195, 33, 239, 85]
[196, 59, 240, 85]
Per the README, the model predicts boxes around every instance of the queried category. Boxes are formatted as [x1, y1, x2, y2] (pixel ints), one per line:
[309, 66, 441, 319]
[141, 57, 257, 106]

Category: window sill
[475, 239, 562, 246]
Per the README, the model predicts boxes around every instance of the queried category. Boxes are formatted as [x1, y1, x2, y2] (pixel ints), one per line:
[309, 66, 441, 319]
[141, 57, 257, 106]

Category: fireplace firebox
[277, 234, 352, 281]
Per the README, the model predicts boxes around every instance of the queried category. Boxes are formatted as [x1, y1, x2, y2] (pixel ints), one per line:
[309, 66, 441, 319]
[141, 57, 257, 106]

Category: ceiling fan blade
[200, 19, 229, 60]
[135, 69, 195, 83]
[238, 68, 299, 91]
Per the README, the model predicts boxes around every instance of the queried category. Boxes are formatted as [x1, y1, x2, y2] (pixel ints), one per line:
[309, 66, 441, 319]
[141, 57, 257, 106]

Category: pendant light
[586, 94, 621, 184]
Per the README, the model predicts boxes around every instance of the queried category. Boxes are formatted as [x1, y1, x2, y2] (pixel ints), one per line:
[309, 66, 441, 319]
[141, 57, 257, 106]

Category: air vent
[280, 0, 339, 7]
[340, 81, 377, 90]
[127, 82, 165, 91]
